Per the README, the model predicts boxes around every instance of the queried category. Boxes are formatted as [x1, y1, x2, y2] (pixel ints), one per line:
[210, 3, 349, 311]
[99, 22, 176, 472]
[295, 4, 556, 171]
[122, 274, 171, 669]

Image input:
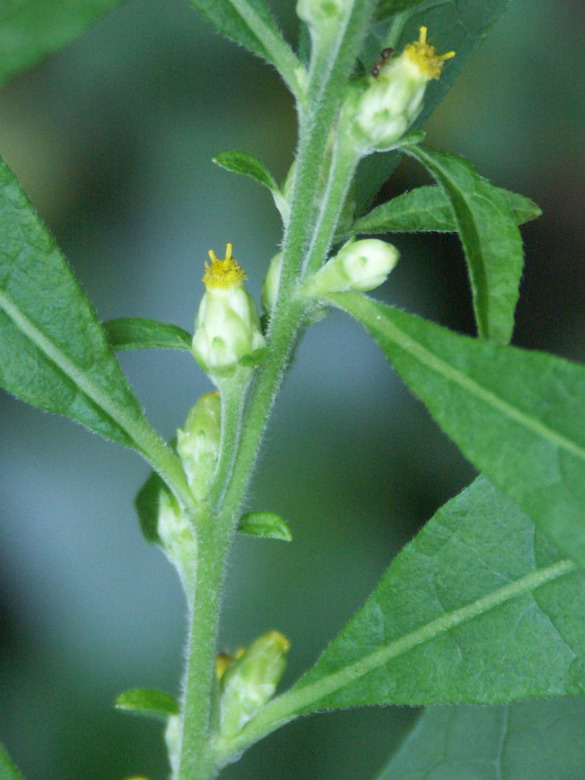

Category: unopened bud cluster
[216, 630, 290, 741]
[305, 238, 399, 296]
[155, 392, 222, 597]
[348, 27, 454, 153]
[177, 391, 221, 500]
[192, 244, 266, 381]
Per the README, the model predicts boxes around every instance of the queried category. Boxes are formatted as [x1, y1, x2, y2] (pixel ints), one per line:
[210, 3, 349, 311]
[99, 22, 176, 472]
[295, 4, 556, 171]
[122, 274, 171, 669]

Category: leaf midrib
[376, 309, 585, 463]
[334, 294, 585, 465]
[251, 558, 575, 730]
[0, 288, 155, 453]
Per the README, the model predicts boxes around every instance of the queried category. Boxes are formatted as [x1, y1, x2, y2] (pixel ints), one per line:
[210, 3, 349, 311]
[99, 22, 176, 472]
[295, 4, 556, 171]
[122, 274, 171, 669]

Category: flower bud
[305, 238, 399, 295]
[192, 244, 266, 379]
[218, 630, 290, 740]
[260, 253, 282, 314]
[177, 392, 221, 498]
[348, 27, 454, 153]
[157, 489, 197, 600]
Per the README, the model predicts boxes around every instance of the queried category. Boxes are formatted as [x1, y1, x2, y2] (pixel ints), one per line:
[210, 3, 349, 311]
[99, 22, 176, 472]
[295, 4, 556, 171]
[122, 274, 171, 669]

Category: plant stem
[174, 5, 378, 775]
[177, 523, 229, 780]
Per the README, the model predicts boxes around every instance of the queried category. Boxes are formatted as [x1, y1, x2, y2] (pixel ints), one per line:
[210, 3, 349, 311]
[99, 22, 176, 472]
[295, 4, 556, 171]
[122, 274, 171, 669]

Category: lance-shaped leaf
[0, 0, 123, 87]
[115, 688, 180, 720]
[0, 743, 26, 780]
[185, 0, 302, 96]
[406, 146, 524, 345]
[213, 150, 278, 192]
[330, 293, 585, 571]
[212, 150, 288, 220]
[104, 318, 192, 352]
[259, 478, 582, 721]
[0, 156, 162, 453]
[239, 511, 292, 541]
[355, 0, 515, 213]
[376, 698, 585, 780]
[352, 185, 541, 236]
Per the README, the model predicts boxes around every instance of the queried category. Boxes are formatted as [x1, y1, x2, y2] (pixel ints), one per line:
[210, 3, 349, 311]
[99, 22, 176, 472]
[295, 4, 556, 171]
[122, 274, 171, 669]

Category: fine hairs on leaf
[0, 1, 583, 779]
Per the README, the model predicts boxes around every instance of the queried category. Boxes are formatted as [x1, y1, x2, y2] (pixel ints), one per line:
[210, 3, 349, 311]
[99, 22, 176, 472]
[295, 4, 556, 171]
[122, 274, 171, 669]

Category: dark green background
[0, 1, 583, 777]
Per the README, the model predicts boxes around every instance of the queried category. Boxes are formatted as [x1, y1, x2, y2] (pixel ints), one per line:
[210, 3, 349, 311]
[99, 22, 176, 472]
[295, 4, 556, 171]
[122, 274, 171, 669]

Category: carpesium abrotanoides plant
[1, 0, 585, 778]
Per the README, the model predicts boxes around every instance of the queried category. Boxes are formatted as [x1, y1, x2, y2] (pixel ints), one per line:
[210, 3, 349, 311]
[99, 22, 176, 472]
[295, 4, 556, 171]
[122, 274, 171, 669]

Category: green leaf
[377, 698, 585, 780]
[330, 293, 585, 572]
[0, 742, 26, 780]
[406, 146, 524, 345]
[352, 185, 541, 235]
[115, 688, 180, 720]
[0, 156, 163, 452]
[0, 0, 123, 87]
[135, 469, 166, 544]
[238, 512, 292, 541]
[272, 478, 582, 717]
[104, 318, 192, 352]
[354, 0, 515, 213]
[213, 151, 278, 192]
[185, 0, 302, 96]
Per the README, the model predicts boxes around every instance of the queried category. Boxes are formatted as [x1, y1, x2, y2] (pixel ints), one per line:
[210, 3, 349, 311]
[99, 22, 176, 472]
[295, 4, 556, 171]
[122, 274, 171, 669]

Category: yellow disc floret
[203, 243, 247, 288]
[403, 26, 455, 80]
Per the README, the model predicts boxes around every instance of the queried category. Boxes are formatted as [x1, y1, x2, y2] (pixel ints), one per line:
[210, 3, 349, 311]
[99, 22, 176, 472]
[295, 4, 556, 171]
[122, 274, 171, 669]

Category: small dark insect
[371, 47, 394, 78]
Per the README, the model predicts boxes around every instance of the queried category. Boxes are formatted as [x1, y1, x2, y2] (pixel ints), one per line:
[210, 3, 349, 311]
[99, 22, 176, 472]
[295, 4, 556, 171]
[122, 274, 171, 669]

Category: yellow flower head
[403, 26, 455, 80]
[203, 243, 247, 289]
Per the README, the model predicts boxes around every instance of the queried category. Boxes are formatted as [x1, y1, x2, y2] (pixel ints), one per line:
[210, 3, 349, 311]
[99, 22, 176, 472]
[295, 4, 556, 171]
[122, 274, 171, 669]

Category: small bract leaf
[213, 151, 278, 192]
[104, 318, 192, 352]
[238, 512, 292, 541]
[353, 185, 542, 235]
[135, 469, 166, 545]
[115, 688, 180, 720]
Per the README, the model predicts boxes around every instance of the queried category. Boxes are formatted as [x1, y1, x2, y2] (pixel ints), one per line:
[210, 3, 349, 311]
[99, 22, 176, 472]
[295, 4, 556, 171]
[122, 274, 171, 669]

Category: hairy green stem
[300, 137, 360, 278]
[177, 524, 229, 780]
[174, 4, 378, 775]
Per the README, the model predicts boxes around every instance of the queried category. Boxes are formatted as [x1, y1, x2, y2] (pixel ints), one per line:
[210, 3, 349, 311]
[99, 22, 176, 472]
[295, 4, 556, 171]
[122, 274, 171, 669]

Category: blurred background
[0, 0, 583, 777]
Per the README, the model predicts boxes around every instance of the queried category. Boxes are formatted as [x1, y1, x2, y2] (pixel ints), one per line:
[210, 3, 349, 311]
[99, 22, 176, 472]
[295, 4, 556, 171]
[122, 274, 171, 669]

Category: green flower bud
[305, 238, 399, 295]
[192, 244, 266, 379]
[349, 27, 454, 153]
[218, 630, 290, 740]
[157, 490, 197, 601]
[260, 252, 282, 314]
[177, 391, 221, 497]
